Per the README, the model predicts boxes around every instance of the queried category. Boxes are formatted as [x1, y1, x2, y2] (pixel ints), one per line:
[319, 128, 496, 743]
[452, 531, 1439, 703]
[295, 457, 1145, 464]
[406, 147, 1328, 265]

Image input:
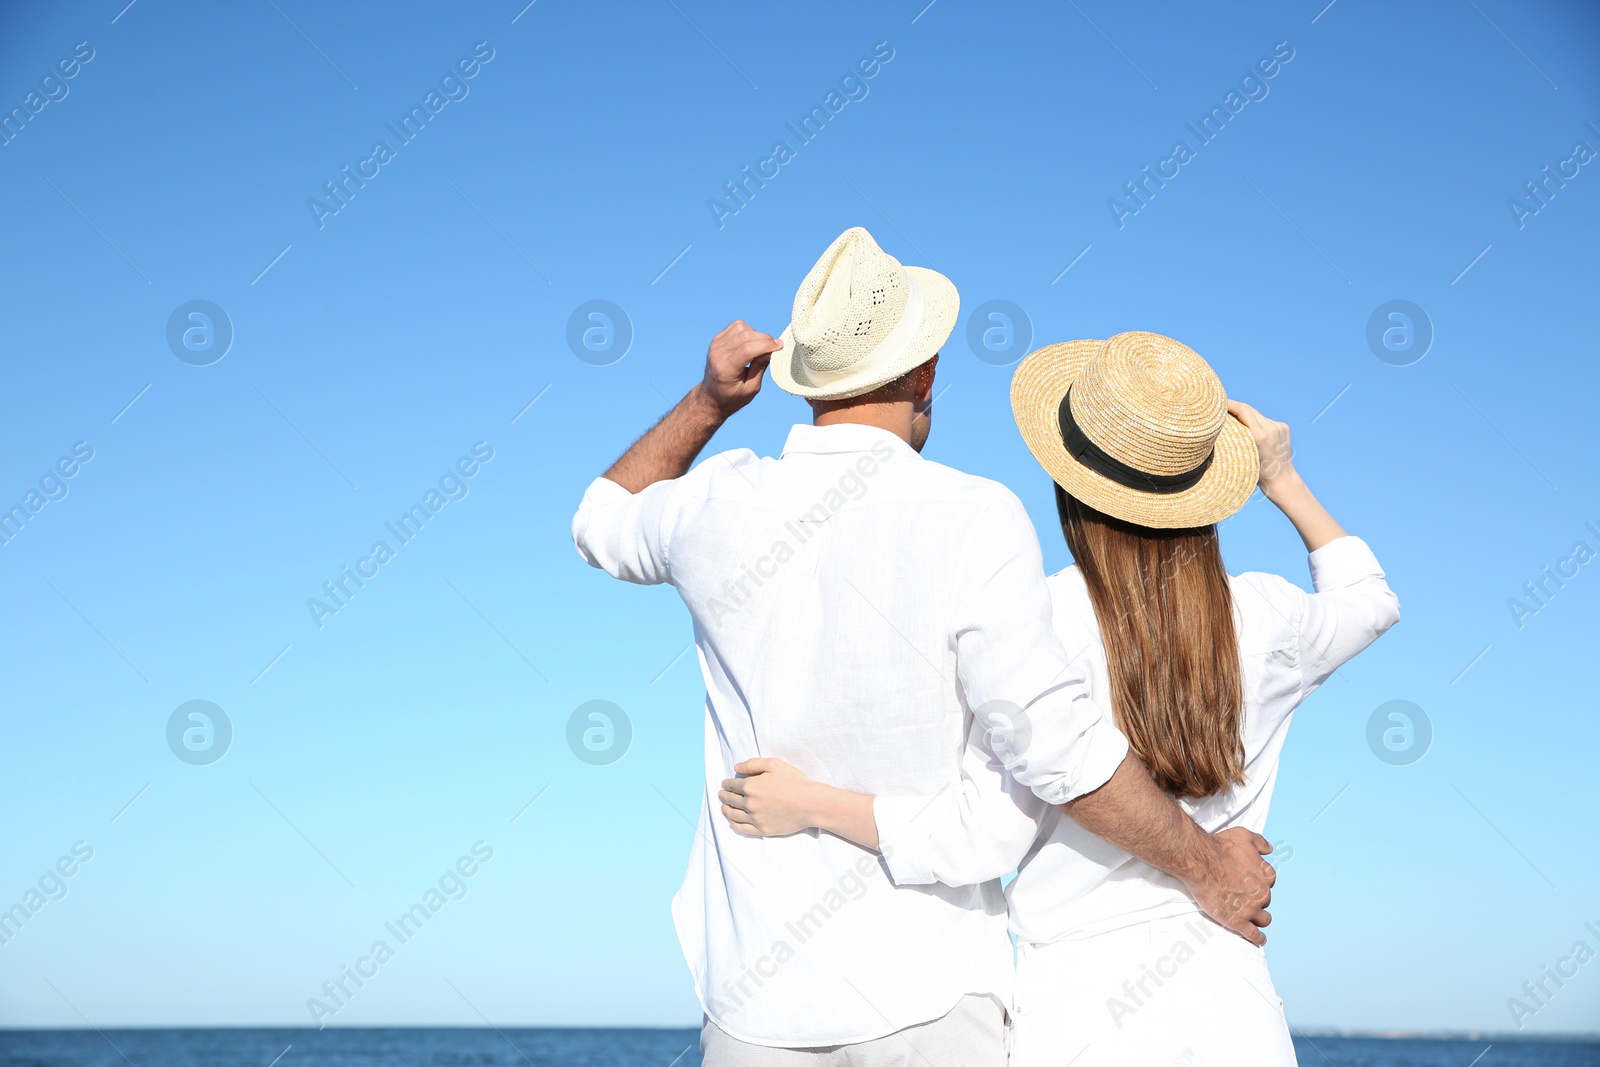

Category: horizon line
[2, 1025, 1597, 1042]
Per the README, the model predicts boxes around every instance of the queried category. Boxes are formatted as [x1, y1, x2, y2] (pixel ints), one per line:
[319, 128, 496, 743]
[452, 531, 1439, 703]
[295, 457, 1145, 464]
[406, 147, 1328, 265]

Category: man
[572, 227, 1273, 1064]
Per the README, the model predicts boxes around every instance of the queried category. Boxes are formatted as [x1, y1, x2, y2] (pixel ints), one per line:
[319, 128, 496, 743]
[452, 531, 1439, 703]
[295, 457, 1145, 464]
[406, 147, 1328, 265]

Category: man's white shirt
[572, 423, 1129, 1047]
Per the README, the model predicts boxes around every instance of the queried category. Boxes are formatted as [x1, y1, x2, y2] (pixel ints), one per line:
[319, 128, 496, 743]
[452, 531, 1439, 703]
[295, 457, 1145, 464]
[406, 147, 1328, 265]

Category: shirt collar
[779, 422, 920, 459]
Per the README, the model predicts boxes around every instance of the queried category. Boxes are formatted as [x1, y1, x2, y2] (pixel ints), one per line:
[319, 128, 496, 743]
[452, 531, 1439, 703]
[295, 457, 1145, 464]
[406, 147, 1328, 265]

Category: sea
[0, 1029, 1597, 1066]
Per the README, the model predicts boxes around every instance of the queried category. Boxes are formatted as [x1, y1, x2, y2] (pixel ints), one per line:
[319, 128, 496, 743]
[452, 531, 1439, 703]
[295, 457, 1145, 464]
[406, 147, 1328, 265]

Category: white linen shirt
[571, 422, 1130, 1047]
[872, 535, 1399, 944]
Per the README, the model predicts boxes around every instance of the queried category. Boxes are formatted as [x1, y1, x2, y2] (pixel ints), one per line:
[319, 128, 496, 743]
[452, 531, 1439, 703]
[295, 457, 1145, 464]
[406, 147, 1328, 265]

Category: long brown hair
[1056, 485, 1245, 799]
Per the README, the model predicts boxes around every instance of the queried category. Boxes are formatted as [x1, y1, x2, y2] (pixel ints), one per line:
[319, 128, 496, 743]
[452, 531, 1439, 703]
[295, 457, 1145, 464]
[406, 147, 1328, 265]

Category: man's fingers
[733, 335, 783, 362]
[1216, 826, 1272, 855]
[720, 801, 754, 824]
[1221, 911, 1266, 946]
[715, 321, 749, 344]
[717, 327, 770, 348]
[739, 757, 779, 776]
[743, 353, 774, 382]
[720, 777, 748, 796]
[718, 789, 750, 811]
[1201, 827, 1278, 947]
[712, 322, 773, 354]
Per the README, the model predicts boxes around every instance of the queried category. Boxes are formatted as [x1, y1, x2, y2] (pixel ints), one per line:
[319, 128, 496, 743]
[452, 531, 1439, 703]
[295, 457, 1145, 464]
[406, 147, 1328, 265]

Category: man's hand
[699, 321, 783, 418]
[1185, 826, 1276, 946]
[601, 321, 780, 493]
[1061, 755, 1274, 945]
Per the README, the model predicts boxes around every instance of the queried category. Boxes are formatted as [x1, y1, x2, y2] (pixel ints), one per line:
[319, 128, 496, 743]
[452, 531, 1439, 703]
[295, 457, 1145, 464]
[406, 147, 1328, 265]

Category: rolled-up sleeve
[572, 449, 760, 586]
[952, 489, 1130, 806]
[1297, 535, 1401, 691]
[873, 717, 1046, 886]
[571, 476, 681, 585]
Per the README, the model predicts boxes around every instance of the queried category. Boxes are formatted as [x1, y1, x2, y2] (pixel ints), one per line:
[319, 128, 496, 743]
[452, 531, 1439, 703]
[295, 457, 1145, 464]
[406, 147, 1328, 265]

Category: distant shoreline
[1297, 1029, 1600, 1043]
[1, 1025, 1597, 1041]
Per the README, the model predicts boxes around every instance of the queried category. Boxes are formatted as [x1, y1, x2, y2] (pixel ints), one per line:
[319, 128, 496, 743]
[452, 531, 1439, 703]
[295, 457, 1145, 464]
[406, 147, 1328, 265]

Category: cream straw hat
[1010, 332, 1259, 529]
[771, 227, 959, 400]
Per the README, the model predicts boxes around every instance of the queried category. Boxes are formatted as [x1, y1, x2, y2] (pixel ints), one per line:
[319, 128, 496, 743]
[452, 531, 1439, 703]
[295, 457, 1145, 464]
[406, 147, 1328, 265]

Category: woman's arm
[1228, 400, 1345, 551]
[720, 758, 879, 849]
[1227, 399, 1399, 686]
[720, 718, 1047, 887]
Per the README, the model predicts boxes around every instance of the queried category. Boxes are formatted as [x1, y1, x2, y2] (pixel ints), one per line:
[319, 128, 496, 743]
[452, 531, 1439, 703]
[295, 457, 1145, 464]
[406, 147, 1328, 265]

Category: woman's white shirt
[872, 534, 1400, 944]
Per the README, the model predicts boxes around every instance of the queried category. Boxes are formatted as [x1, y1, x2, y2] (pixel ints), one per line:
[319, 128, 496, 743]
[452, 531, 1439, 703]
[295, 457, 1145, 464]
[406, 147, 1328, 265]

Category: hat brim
[1010, 341, 1259, 529]
[771, 266, 959, 400]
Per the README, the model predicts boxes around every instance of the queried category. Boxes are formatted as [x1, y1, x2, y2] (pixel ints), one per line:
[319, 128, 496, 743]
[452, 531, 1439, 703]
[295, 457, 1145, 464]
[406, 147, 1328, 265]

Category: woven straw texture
[1009, 333, 1259, 529]
[772, 227, 959, 400]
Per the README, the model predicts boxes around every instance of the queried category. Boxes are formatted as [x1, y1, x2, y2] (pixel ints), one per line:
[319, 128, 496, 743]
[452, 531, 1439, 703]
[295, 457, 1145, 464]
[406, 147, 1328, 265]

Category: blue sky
[1, 0, 1597, 1037]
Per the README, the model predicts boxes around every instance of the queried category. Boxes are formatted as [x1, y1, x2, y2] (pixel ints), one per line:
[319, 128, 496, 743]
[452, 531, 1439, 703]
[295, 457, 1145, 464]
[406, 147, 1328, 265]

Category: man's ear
[916, 356, 940, 404]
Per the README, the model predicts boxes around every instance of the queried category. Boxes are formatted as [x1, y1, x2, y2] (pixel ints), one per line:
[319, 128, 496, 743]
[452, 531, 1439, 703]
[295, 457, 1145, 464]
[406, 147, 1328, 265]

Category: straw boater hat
[771, 227, 959, 400]
[1010, 332, 1259, 529]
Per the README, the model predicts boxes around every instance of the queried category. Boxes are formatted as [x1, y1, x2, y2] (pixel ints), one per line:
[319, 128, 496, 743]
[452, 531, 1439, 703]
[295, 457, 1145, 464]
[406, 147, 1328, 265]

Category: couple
[572, 227, 1398, 1065]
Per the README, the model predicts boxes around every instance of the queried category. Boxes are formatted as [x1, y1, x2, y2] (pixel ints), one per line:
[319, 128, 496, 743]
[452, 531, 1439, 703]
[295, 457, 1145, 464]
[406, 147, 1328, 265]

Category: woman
[717, 333, 1399, 1066]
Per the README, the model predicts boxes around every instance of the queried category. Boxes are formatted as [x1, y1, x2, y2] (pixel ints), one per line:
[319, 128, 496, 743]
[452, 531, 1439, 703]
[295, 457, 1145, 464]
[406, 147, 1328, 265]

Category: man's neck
[811, 401, 914, 445]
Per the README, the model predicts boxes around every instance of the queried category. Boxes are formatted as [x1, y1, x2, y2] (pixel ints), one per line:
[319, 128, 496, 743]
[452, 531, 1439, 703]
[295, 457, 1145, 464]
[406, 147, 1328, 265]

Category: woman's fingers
[1226, 400, 1295, 484]
[1227, 399, 1283, 438]
[1228, 401, 1273, 449]
[721, 804, 758, 832]
[1229, 401, 1289, 444]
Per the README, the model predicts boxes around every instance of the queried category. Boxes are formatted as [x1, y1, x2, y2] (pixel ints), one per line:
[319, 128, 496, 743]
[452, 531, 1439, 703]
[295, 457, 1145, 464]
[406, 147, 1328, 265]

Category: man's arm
[954, 490, 1275, 943]
[718, 742, 1274, 943]
[1063, 756, 1275, 945]
[602, 321, 782, 492]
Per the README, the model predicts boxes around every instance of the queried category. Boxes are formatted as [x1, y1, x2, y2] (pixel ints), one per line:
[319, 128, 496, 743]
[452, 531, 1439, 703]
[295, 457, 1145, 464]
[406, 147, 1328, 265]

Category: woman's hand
[1227, 399, 1298, 497]
[720, 758, 825, 837]
[1226, 399, 1346, 552]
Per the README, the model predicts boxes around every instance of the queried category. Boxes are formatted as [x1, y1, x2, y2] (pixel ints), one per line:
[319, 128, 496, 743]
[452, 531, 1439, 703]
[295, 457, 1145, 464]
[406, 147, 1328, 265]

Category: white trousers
[1009, 914, 1298, 1067]
[701, 994, 1008, 1067]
